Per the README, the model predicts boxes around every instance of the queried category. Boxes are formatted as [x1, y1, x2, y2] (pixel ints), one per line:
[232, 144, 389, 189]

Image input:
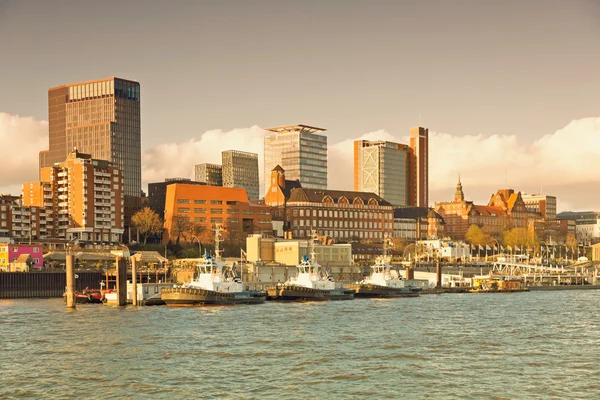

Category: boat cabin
[472, 275, 524, 291]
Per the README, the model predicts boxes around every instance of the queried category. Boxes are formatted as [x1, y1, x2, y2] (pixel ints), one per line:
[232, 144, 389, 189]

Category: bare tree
[171, 215, 191, 245]
[132, 207, 164, 245]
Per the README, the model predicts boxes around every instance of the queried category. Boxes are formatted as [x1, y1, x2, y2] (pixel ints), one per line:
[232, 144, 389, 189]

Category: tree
[132, 207, 164, 245]
[465, 225, 489, 246]
[171, 215, 191, 246]
[503, 227, 537, 252]
[566, 233, 578, 258]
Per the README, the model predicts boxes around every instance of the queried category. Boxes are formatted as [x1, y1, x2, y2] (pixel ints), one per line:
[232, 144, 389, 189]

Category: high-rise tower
[263, 124, 327, 195]
[409, 126, 429, 208]
[39, 77, 141, 239]
[222, 150, 260, 200]
[353, 140, 411, 206]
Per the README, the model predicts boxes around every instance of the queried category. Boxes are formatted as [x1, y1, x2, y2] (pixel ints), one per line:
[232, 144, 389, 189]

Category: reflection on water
[1, 291, 600, 399]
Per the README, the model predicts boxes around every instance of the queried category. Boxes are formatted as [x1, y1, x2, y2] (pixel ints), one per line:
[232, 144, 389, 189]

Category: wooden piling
[131, 256, 138, 306]
[116, 257, 127, 306]
[65, 247, 76, 308]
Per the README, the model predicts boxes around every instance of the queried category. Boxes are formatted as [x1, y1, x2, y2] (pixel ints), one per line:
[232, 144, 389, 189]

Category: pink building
[8, 244, 43, 269]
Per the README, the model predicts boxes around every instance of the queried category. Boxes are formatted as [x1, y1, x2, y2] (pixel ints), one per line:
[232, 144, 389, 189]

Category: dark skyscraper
[40, 77, 142, 238]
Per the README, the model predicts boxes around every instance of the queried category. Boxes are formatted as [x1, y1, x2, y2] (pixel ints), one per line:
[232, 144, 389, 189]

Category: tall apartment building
[25, 150, 124, 243]
[521, 194, 557, 220]
[222, 150, 260, 200]
[0, 195, 54, 243]
[263, 124, 327, 195]
[195, 163, 223, 186]
[409, 127, 429, 208]
[353, 140, 411, 206]
[39, 77, 141, 238]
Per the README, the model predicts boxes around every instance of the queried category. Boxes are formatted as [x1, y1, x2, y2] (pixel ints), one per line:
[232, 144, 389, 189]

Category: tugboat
[267, 231, 355, 301]
[161, 225, 266, 306]
[346, 237, 421, 298]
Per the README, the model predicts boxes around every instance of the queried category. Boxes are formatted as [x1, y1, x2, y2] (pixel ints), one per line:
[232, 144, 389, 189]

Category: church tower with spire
[454, 175, 465, 202]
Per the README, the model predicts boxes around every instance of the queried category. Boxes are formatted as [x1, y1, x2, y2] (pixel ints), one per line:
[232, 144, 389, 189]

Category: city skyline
[1, 1, 599, 211]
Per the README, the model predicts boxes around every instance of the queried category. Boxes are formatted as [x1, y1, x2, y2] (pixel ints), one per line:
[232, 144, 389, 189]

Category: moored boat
[267, 232, 355, 301]
[103, 282, 174, 306]
[346, 257, 421, 298]
[468, 275, 528, 293]
[63, 288, 103, 304]
[161, 225, 266, 306]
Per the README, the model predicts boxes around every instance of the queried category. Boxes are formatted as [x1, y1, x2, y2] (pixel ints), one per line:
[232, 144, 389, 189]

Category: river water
[1, 291, 599, 399]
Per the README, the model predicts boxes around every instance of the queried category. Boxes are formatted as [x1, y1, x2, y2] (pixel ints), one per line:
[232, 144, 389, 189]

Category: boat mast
[215, 224, 222, 261]
[383, 234, 389, 258]
[310, 230, 318, 264]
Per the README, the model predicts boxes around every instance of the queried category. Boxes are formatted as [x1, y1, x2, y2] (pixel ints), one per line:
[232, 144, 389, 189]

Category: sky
[0, 0, 599, 211]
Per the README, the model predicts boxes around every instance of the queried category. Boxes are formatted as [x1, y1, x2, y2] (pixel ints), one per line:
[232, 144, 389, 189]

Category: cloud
[0, 113, 48, 195]
[3, 111, 598, 212]
[328, 117, 600, 211]
[142, 125, 266, 188]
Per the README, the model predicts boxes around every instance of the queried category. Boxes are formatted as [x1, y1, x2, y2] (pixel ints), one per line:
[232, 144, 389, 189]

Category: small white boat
[103, 282, 173, 306]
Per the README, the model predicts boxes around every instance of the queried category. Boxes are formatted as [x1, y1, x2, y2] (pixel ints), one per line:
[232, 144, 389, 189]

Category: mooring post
[436, 261, 442, 289]
[65, 245, 76, 309]
[131, 255, 138, 306]
[116, 256, 127, 306]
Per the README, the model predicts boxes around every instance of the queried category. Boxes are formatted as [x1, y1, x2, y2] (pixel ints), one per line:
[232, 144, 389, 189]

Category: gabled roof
[506, 193, 520, 210]
[134, 251, 168, 264]
[473, 205, 505, 217]
[282, 179, 302, 199]
[288, 188, 393, 207]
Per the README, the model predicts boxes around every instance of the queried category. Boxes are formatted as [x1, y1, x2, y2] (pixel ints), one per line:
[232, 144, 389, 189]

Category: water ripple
[1, 292, 600, 399]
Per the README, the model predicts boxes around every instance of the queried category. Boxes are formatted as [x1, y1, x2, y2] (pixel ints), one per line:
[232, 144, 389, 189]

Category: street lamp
[539, 241, 549, 266]
[492, 238, 500, 260]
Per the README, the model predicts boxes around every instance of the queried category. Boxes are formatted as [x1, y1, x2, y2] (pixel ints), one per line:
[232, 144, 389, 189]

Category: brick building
[264, 166, 394, 242]
[434, 177, 530, 240]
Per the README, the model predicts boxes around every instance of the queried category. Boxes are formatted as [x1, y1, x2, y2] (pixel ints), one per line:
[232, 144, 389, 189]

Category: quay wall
[0, 272, 104, 298]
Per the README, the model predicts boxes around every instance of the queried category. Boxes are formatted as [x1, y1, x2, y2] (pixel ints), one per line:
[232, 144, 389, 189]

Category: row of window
[293, 209, 391, 220]
[293, 229, 386, 239]
[293, 219, 389, 230]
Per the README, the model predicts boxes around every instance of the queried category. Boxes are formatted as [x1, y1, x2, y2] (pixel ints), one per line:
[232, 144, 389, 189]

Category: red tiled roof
[474, 205, 505, 216]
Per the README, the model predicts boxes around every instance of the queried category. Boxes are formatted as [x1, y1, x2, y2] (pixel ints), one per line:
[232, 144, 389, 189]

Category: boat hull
[329, 288, 355, 300]
[345, 283, 420, 298]
[161, 287, 266, 306]
[468, 288, 529, 294]
[266, 284, 331, 301]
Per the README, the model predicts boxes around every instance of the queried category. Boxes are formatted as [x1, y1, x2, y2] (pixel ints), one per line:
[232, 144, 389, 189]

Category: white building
[419, 239, 471, 261]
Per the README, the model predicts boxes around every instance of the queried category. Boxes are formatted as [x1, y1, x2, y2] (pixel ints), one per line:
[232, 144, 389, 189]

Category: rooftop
[264, 124, 326, 134]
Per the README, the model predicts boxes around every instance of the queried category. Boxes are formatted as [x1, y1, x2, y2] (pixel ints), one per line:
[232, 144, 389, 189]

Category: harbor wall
[0, 272, 104, 298]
